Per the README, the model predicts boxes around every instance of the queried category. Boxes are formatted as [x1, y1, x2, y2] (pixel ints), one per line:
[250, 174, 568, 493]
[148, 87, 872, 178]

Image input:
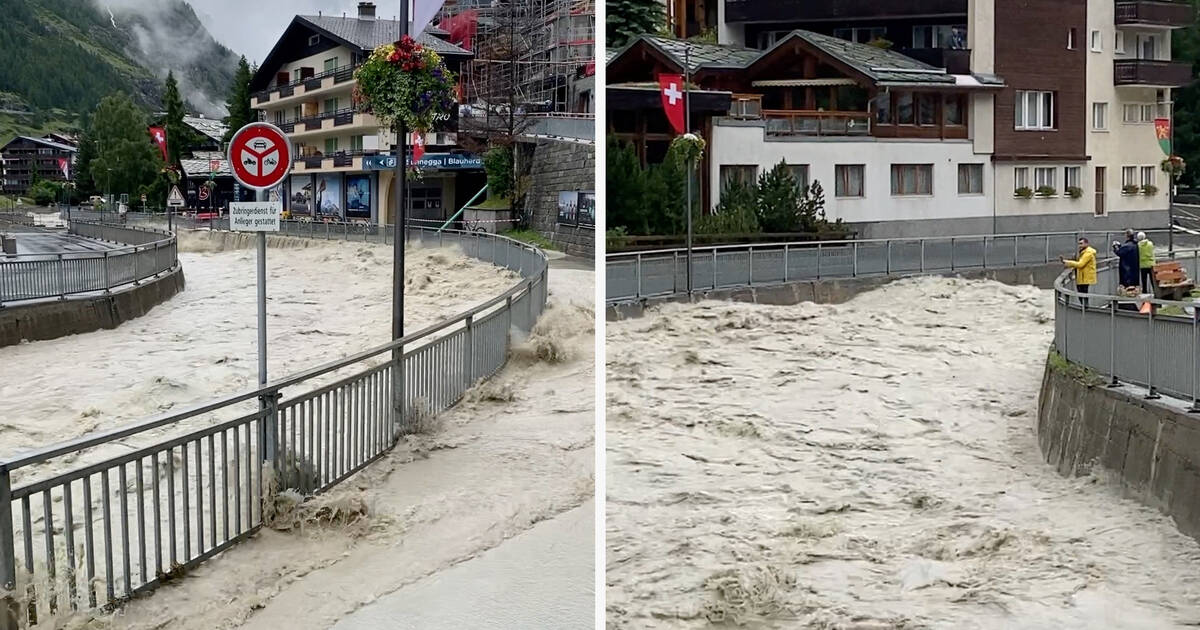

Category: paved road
[330, 501, 595, 630]
[6, 232, 119, 257]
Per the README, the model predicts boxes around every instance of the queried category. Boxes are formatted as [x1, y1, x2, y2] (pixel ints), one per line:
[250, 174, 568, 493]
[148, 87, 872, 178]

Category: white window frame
[1123, 103, 1141, 123]
[1092, 102, 1108, 131]
[785, 164, 810, 194]
[1142, 166, 1156, 188]
[1016, 91, 1055, 130]
[1014, 167, 1030, 193]
[1067, 28, 1077, 50]
[835, 164, 865, 198]
[958, 163, 984, 195]
[1034, 167, 1057, 193]
[1122, 166, 1138, 190]
[1065, 166, 1082, 190]
[1115, 31, 1126, 54]
[890, 164, 934, 196]
[1091, 30, 1102, 52]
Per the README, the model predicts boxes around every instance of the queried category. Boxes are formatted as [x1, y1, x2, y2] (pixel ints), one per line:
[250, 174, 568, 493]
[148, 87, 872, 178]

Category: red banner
[412, 131, 426, 162]
[148, 126, 168, 162]
[658, 74, 685, 135]
[1155, 118, 1171, 156]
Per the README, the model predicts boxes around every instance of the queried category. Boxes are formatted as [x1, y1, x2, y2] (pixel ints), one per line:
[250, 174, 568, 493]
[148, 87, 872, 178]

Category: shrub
[1066, 186, 1084, 199]
[699, 178, 759, 234]
[1015, 187, 1034, 199]
[1035, 185, 1057, 197]
[1142, 184, 1159, 196]
[1123, 184, 1141, 195]
[483, 146, 514, 199]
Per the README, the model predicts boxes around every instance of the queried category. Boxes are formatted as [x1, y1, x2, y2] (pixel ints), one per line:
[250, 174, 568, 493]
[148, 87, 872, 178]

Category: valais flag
[659, 74, 686, 135]
[411, 131, 426, 163]
[148, 126, 168, 162]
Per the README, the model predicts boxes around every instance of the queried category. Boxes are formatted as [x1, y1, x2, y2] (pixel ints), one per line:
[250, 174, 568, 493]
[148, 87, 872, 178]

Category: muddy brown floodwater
[607, 276, 1200, 629]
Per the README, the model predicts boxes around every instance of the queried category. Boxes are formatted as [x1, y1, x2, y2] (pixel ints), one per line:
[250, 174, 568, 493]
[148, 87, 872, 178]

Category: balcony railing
[293, 150, 383, 169]
[252, 63, 361, 105]
[762, 110, 872, 137]
[729, 94, 763, 119]
[272, 109, 372, 135]
[1114, 59, 1194, 87]
[1115, 1, 1194, 27]
[897, 48, 972, 75]
[724, 0, 964, 23]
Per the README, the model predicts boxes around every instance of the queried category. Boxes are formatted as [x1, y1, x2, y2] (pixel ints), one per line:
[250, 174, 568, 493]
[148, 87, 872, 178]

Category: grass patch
[1048, 347, 1108, 387]
[502, 228, 557, 251]
[470, 196, 513, 210]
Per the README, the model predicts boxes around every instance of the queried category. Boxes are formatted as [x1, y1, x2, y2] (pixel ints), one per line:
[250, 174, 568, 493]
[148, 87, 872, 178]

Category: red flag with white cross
[148, 126, 168, 162]
[659, 74, 686, 135]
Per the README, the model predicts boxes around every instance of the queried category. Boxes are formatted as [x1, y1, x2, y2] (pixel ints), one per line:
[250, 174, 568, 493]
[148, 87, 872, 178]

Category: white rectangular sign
[230, 201, 282, 232]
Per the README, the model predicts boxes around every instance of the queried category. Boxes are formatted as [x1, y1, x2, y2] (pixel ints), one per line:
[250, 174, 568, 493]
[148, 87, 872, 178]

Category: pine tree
[1171, 5, 1200, 190]
[607, 0, 663, 49]
[755, 161, 801, 233]
[89, 93, 163, 200]
[222, 56, 254, 143]
[163, 71, 187, 169]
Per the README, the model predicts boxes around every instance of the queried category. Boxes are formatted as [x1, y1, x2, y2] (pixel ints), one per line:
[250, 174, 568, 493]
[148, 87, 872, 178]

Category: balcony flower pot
[1122, 184, 1141, 195]
[1066, 186, 1084, 199]
[1035, 186, 1057, 198]
[1142, 184, 1159, 196]
[1162, 155, 1187, 180]
[1015, 187, 1034, 199]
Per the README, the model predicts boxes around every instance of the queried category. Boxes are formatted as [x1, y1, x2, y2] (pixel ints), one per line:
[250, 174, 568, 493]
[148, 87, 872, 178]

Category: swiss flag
[411, 131, 426, 163]
[659, 74, 686, 135]
[56, 158, 69, 180]
[148, 126, 168, 162]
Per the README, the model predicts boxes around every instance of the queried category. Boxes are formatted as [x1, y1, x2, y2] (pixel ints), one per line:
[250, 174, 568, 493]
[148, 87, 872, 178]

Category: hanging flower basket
[353, 36, 457, 134]
[1162, 155, 1187, 180]
[671, 133, 706, 163]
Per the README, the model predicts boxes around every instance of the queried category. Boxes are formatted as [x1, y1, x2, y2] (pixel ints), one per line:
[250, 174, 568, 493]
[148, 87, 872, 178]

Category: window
[1124, 104, 1141, 123]
[891, 164, 933, 195]
[1142, 104, 1156, 122]
[293, 105, 302, 121]
[1015, 91, 1054, 130]
[1115, 31, 1126, 54]
[1092, 103, 1107, 130]
[1140, 34, 1159, 60]
[324, 97, 339, 113]
[1034, 167, 1056, 192]
[1142, 166, 1156, 187]
[293, 69, 303, 82]
[324, 138, 339, 154]
[1065, 166, 1082, 190]
[324, 57, 338, 72]
[1122, 166, 1137, 189]
[833, 27, 886, 44]
[308, 34, 321, 46]
[944, 95, 964, 125]
[720, 165, 756, 189]
[835, 164, 865, 198]
[350, 135, 364, 152]
[913, 25, 959, 48]
[1091, 30, 1102, 52]
[1068, 28, 1078, 50]
[958, 164, 983, 195]
[918, 94, 937, 125]
[785, 164, 809, 195]
[874, 92, 892, 125]
[1015, 167, 1029, 192]
[897, 92, 915, 124]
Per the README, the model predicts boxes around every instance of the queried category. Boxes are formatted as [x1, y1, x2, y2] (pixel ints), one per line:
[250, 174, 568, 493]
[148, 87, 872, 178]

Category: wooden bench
[1153, 261, 1196, 301]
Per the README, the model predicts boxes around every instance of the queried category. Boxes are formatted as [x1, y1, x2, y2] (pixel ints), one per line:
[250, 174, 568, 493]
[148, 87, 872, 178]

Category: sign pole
[257, 187, 268, 387]
[684, 46, 693, 296]
[393, 0, 410, 434]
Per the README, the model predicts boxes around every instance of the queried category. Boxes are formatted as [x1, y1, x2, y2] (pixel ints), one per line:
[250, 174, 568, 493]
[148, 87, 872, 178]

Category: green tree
[484, 146, 514, 199]
[607, 0, 663, 48]
[88, 93, 164, 201]
[29, 180, 62, 207]
[73, 118, 98, 197]
[606, 137, 651, 234]
[700, 178, 759, 234]
[1172, 4, 1200, 190]
[163, 71, 188, 169]
[755, 161, 801, 232]
[222, 56, 254, 143]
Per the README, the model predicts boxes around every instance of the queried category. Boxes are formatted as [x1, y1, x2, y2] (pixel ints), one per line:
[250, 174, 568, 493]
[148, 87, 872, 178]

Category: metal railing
[1055, 249, 1200, 405]
[0, 223, 177, 306]
[605, 230, 1172, 303]
[0, 227, 548, 628]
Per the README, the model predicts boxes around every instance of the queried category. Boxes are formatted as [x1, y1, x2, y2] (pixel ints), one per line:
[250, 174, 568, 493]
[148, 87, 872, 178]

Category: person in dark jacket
[1113, 229, 1140, 290]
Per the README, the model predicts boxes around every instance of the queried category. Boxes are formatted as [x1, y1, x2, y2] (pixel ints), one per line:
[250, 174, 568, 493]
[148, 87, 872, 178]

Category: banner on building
[346, 174, 372, 219]
[314, 173, 344, 220]
[1155, 118, 1171, 156]
[556, 190, 595, 228]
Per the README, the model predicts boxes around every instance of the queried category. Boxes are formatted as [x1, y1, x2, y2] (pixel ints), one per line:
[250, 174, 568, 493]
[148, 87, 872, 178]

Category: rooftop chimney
[358, 2, 376, 20]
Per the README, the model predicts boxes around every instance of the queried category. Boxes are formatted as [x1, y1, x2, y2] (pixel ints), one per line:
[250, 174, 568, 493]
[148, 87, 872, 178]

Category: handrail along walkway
[0, 226, 549, 628]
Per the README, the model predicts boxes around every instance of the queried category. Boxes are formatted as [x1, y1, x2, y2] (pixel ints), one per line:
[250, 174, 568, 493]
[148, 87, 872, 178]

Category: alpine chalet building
[618, 0, 1194, 237]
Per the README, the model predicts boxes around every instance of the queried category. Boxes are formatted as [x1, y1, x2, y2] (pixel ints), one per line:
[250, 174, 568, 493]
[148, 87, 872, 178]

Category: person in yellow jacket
[1060, 237, 1097, 306]
[1137, 231, 1155, 293]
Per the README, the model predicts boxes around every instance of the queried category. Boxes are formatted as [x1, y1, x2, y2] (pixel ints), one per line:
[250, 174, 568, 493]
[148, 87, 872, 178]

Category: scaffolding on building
[439, 0, 595, 113]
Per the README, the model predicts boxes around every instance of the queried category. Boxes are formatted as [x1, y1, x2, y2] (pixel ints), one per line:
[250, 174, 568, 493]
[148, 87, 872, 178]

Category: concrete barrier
[607, 262, 1065, 320]
[1037, 351, 1200, 541]
[0, 267, 185, 347]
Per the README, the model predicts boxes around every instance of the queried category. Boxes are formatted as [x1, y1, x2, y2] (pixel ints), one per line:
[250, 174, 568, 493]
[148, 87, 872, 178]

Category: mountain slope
[0, 0, 239, 135]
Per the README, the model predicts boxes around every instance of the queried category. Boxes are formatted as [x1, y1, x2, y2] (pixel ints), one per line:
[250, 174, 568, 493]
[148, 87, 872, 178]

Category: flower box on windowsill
[1122, 185, 1141, 195]
[1066, 186, 1084, 199]
[1035, 186, 1058, 198]
[1014, 187, 1034, 199]
[1142, 185, 1159, 196]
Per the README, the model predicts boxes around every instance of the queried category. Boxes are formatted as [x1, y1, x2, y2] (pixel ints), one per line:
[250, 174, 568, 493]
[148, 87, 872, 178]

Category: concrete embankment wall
[0, 267, 185, 347]
[1037, 354, 1200, 540]
[607, 262, 1064, 320]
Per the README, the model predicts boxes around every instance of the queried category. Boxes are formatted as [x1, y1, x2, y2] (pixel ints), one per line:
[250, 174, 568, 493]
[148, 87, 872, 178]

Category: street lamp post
[392, 0, 410, 431]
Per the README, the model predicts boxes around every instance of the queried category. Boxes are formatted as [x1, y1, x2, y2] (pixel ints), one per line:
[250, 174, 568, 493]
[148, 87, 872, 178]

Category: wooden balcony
[897, 48, 972, 75]
[724, 0, 964, 23]
[1114, 59, 1193, 87]
[1115, 1, 1194, 28]
[762, 109, 872, 137]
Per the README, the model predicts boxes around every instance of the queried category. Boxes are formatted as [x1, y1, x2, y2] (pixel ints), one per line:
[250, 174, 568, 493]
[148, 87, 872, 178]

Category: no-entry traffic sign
[227, 122, 293, 191]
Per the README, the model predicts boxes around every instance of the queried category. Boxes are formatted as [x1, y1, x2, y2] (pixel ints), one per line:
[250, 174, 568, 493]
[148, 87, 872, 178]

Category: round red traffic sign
[227, 122, 293, 190]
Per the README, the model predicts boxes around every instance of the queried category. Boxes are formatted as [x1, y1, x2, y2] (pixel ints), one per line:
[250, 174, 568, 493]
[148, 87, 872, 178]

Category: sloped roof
[635, 37, 761, 73]
[771, 30, 954, 85]
[183, 116, 228, 143]
[2, 136, 78, 153]
[298, 15, 472, 57]
[181, 157, 232, 178]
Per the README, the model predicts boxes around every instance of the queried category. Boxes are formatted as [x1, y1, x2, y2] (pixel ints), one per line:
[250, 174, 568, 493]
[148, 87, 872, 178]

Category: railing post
[1146, 304, 1160, 399]
[852, 242, 858, 277]
[983, 237, 989, 269]
[463, 314, 475, 387]
[816, 243, 822, 279]
[886, 241, 892, 275]
[950, 238, 956, 271]
[748, 247, 754, 285]
[712, 249, 717, 291]
[672, 251, 678, 294]
[1192, 308, 1200, 411]
[102, 251, 111, 294]
[1044, 236, 1050, 265]
[635, 254, 643, 300]
[0, 467, 18, 630]
[260, 391, 281, 467]
[57, 253, 66, 300]
[1108, 298, 1121, 388]
[783, 245, 788, 283]
[920, 239, 926, 272]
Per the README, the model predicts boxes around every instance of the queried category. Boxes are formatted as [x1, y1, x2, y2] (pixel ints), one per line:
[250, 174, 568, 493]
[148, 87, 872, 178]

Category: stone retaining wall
[524, 139, 595, 257]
